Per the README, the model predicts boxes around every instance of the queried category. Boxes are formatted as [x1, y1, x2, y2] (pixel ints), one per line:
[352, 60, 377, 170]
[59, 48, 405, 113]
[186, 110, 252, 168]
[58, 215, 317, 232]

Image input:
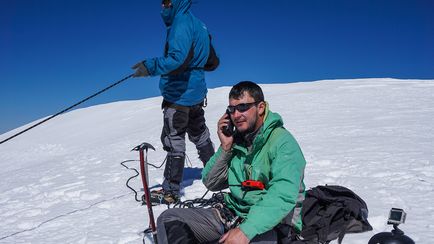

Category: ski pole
[132, 142, 157, 244]
[0, 74, 134, 145]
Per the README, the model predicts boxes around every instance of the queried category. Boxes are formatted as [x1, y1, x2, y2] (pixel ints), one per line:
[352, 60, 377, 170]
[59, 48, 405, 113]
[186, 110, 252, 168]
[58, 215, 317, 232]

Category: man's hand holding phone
[218, 111, 234, 152]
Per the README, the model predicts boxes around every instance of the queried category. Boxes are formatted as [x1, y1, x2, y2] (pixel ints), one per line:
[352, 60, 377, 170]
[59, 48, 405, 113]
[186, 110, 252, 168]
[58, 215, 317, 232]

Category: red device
[241, 180, 265, 190]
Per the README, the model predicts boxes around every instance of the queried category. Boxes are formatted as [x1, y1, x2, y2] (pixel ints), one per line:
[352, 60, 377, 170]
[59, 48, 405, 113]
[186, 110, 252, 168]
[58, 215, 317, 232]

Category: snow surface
[0, 78, 433, 243]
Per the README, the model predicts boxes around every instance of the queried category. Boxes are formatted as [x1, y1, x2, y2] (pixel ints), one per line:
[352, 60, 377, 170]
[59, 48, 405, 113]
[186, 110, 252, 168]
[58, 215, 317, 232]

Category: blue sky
[1, 0, 433, 135]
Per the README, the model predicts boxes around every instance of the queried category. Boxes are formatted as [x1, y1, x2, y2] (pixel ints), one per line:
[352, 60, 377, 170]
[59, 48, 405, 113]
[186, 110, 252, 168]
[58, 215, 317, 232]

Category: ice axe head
[131, 142, 155, 152]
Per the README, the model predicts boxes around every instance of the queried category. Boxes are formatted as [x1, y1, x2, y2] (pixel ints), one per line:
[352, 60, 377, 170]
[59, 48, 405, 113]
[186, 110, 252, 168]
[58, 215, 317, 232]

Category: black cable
[147, 157, 167, 169]
[0, 74, 134, 145]
[120, 159, 143, 202]
[171, 191, 228, 209]
[120, 157, 168, 203]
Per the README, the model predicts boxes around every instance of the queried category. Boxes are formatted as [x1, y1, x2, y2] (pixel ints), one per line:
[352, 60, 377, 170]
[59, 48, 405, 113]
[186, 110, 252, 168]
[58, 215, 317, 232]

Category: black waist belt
[161, 99, 205, 110]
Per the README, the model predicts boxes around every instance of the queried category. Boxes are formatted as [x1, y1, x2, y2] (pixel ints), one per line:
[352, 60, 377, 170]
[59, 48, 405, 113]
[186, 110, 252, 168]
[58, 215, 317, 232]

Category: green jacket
[202, 107, 306, 240]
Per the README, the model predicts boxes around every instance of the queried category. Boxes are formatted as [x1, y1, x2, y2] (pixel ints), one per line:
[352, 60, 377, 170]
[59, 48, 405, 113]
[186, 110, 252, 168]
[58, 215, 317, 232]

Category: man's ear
[258, 101, 266, 117]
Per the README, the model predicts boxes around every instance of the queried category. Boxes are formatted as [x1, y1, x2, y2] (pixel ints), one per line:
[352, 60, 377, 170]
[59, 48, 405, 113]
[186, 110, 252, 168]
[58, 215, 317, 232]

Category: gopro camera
[387, 208, 406, 225]
[369, 208, 414, 244]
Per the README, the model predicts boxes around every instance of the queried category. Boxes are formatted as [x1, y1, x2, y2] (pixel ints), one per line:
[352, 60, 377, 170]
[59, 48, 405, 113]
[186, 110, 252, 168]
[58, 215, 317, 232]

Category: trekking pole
[132, 142, 157, 244]
[0, 74, 134, 145]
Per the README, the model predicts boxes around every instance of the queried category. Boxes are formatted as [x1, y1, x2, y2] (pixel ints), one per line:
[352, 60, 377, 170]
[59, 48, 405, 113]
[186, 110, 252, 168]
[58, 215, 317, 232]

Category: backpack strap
[204, 34, 219, 71]
[165, 34, 219, 76]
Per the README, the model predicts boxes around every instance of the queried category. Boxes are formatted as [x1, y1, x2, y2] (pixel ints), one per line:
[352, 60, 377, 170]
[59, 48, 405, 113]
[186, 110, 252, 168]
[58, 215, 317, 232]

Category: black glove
[131, 61, 149, 77]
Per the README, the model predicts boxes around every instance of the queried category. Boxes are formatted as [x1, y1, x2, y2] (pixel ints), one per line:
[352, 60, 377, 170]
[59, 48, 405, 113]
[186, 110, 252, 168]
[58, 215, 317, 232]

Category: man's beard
[237, 115, 258, 136]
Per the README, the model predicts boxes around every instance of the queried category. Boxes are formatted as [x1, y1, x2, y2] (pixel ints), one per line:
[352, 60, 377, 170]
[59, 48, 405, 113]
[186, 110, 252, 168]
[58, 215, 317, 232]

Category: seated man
[156, 81, 306, 244]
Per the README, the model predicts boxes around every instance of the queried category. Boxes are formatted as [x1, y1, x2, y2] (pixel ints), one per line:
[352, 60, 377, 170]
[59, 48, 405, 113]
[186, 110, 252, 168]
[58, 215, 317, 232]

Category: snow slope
[0, 78, 433, 243]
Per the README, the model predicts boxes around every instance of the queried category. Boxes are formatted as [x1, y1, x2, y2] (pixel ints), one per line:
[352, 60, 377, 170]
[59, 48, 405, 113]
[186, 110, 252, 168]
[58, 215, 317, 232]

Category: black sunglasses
[227, 101, 261, 114]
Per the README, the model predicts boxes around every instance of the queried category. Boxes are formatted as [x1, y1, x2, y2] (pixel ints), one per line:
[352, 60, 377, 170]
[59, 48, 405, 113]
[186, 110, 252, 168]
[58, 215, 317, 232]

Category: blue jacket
[144, 0, 211, 106]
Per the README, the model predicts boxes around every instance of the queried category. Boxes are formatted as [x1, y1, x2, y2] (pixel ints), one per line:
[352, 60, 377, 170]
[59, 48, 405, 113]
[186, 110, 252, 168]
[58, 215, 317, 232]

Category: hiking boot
[162, 155, 185, 194]
[197, 139, 215, 166]
[149, 189, 179, 205]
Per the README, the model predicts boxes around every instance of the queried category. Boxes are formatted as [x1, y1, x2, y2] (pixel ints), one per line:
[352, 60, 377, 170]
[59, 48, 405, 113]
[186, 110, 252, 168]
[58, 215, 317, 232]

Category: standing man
[132, 0, 219, 204]
[156, 81, 306, 243]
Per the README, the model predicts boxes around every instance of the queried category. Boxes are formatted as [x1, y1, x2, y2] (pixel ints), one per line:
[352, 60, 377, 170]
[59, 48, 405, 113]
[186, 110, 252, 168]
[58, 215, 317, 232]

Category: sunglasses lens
[237, 104, 250, 112]
[227, 102, 257, 114]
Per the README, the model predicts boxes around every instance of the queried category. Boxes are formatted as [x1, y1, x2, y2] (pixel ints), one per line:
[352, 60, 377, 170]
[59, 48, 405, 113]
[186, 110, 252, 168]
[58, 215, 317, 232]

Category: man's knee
[156, 209, 181, 239]
[161, 106, 189, 152]
[157, 209, 198, 243]
[164, 220, 198, 243]
[157, 208, 182, 225]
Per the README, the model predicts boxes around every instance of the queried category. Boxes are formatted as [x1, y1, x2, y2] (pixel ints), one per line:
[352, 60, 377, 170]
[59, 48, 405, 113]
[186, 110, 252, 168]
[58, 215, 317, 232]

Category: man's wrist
[239, 223, 256, 240]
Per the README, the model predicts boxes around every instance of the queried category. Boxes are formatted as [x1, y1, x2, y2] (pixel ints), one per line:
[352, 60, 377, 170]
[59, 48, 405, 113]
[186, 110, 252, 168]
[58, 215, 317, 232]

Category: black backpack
[297, 185, 373, 244]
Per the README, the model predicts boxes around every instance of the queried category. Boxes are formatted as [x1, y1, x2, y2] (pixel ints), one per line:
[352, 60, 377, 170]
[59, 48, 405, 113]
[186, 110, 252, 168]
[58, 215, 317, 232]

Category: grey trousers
[157, 208, 279, 244]
[161, 101, 212, 157]
[161, 101, 214, 194]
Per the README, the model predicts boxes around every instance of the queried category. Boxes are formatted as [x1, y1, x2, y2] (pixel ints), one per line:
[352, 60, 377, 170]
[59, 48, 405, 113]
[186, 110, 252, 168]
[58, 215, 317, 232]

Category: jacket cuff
[218, 147, 233, 159]
[143, 59, 154, 76]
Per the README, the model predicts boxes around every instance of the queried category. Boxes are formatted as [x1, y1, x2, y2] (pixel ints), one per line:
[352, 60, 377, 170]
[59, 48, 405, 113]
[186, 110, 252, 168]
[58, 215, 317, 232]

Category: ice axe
[132, 142, 158, 244]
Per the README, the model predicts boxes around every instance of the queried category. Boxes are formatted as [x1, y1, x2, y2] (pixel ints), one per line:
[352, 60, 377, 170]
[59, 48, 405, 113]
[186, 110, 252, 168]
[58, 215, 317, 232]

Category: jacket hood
[255, 103, 284, 147]
[234, 103, 284, 153]
[161, 0, 192, 26]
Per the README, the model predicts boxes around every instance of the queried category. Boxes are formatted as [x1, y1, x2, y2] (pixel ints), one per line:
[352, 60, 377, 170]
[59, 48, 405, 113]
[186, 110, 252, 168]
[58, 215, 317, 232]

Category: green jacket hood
[234, 103, 284, 153]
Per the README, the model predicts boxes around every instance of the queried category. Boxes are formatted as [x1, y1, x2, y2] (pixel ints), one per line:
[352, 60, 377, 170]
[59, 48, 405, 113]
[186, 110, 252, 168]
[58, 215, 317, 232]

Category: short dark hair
[229, 81, 264, 102]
